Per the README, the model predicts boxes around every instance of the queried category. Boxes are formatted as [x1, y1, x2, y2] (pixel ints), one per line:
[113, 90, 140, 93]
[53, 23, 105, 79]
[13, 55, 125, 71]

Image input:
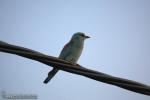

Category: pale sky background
[0, 0, 150, 100]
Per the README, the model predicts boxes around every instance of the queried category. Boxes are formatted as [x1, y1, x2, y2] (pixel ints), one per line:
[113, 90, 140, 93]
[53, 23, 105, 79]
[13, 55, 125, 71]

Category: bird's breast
[67, 42, 84, 62]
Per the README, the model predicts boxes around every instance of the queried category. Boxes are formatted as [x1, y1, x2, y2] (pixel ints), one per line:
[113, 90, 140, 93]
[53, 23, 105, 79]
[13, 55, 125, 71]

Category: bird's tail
[43, 68, 59, 84]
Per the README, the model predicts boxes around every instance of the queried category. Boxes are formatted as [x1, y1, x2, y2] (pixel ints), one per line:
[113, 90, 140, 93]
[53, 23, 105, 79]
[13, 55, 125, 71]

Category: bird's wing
[59, 40, 74, 59]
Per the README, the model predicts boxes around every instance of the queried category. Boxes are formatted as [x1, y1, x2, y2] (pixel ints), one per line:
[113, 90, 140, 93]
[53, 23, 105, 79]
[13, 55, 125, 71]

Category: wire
[0, 41, 150, 96]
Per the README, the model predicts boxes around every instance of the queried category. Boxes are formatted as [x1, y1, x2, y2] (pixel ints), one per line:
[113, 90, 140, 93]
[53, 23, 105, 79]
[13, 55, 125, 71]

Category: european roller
[43, 32, 90, 84]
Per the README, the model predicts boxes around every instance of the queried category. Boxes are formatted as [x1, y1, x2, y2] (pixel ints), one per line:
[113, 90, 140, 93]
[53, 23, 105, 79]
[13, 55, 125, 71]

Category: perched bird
[43, 32, 90, 84]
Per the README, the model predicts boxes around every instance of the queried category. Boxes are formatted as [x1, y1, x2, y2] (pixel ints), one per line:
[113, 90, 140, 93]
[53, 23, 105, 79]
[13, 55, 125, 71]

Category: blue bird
[43, 32, 90, 84]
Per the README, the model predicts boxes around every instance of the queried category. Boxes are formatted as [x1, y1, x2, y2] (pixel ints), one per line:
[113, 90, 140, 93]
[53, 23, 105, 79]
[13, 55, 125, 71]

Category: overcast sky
[0, 0, 150, 100]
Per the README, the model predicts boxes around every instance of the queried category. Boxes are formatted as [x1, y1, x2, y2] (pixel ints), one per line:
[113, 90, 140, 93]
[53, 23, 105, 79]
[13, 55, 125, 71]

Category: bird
[43, 32, 90, 84]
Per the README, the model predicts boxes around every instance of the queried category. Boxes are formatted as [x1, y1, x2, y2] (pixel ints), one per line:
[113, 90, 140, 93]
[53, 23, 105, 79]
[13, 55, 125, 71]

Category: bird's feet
[67, 61, 77, 66]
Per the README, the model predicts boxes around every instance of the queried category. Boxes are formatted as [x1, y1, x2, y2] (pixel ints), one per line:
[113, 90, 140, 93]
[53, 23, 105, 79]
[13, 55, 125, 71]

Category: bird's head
[71, 32, 90, 41]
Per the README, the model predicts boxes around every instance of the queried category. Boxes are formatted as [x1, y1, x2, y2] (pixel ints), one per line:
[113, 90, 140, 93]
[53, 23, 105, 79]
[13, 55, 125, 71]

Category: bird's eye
[80, 34, 85, 37]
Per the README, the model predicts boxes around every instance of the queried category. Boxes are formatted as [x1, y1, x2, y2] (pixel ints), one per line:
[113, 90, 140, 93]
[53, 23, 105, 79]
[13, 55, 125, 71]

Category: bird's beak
[85, 35, 90, 39]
